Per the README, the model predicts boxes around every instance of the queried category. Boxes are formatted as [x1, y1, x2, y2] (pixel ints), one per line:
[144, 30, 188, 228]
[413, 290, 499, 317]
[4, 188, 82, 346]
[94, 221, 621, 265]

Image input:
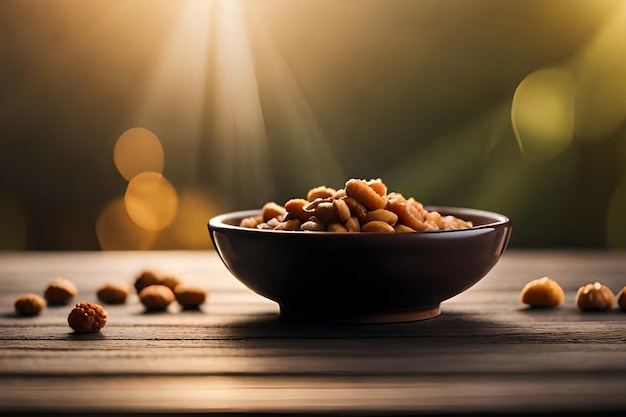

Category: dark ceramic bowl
[208, 207, 511, 324]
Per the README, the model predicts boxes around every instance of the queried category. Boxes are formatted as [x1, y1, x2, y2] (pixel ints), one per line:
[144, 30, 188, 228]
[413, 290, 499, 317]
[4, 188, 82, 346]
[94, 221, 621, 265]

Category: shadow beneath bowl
[219, 310, 527, 346]
[279, 305, 442, 325]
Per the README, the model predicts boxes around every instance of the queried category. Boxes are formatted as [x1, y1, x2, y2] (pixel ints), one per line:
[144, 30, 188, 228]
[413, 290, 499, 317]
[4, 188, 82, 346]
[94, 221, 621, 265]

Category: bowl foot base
[279, 305, 441, 324]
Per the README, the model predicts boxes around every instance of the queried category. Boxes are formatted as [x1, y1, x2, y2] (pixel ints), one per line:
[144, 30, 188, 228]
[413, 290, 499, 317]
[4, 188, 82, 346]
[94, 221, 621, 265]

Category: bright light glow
[99, 0, 345, 248]
[210, 0, 275, 204]
[383, 103, 512, 201]
[152, 186, 221, 249]
[124, 172, 178, 231]
[572, 2, 626, 141]
[113, 127, 164, 181]
[511, 67, 575, 162]
[135, 0, 214, 181]
[243, 11, 345, 188]
[131, 0, 344, 206]
[96, 197, 157, 250]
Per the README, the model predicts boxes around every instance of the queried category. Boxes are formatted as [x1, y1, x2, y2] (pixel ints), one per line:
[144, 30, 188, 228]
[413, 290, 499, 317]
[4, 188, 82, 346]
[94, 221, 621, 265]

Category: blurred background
[0, 0, 625, 251]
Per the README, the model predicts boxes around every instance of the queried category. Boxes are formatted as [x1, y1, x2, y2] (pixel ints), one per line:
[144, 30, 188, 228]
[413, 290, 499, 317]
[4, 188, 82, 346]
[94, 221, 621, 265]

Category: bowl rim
[209, 206, 510, 234]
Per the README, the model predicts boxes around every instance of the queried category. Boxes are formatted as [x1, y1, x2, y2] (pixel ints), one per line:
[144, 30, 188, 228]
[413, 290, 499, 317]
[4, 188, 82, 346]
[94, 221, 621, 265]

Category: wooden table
[1, 250, 625, 416]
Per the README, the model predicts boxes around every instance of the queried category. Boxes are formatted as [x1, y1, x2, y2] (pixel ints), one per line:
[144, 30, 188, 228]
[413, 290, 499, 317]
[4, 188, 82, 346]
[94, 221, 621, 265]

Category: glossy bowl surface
[208, 207, 511, 323]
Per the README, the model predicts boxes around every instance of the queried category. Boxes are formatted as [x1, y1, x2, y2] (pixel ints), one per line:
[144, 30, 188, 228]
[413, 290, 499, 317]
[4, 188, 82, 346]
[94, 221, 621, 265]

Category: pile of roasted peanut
[13, 270, 208, 333]
[240, 178, 472, 233]
[14, 278, 106, 333]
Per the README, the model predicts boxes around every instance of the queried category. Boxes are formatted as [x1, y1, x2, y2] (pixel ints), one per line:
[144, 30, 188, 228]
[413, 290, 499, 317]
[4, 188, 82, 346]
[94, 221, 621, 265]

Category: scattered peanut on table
[520, 277, 564, 307]
[14, 293, 46, 316]
[67, 301, 107, 333]
[576, 282, 615, 311]
[133, 271, 161, 294]
[174, 284, 208, 309]
[44, 278, 77, 306]
[133, 270, 208, 311]
[96, 283, 130, 305]
[138, 284, 176, 311]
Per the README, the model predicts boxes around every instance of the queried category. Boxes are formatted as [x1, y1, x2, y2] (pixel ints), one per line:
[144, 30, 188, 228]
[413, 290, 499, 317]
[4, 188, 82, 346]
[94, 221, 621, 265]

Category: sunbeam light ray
[247, 11, 346, 193]
[136, 0, 214, 181]
[210, 0, 275, 207]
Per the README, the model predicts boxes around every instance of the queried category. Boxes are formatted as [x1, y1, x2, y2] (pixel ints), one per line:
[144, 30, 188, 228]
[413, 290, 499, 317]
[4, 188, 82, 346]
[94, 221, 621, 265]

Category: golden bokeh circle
[124, 172, 178, 231]
[113, 127, 165, 181]
[511, 67, 575, 162]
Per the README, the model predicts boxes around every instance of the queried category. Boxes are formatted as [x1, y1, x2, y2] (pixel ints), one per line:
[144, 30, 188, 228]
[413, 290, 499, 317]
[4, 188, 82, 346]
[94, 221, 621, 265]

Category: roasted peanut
[309, 201, 338, 225]
[262, 217, 281, 229]
[97, 283, 130, 305]
[366, 178, 387, 197]
[520, 277, 564, 307]
[284, 198, 310, 222]
[386, 198, 428, 231]
[256, 221, 273, 230]
[307, 185, 336, 201]
[361, 220, 396, 233]
[44, 278, 77, 306]
[442, 215, 473, 230]
[345, 179, 387, 211]
[332, 198, 351, 222]
[425, 211, 443, 229]
[576, 282, 615, 311]
[300, 219, 325, 231]
[68, 301, 107, 333]
[303, 197, 325, 212]
[363, 209, 398, 226]
[274, 219, 301, 231]
[407, 197, 426, 214]
[261, 202, 286, 222]
[15, 293, 45, 316]
[343, 196, 368, 220]
[331, 188, 347, 199]
[422, 220, 441, 231]
[394, 224, 416, 233]
[240, 215, 262, 228]
[327, 223, 348, 232]
[134, 270, 161, 294]
[139, 284, 175, 311]
[174, 285, 207, 309]
[344, 216, 361, 232]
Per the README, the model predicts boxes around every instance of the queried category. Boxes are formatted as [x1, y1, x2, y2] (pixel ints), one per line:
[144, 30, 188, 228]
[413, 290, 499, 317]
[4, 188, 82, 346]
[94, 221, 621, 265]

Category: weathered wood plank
[1, 250, 626, 415]
[1, 374, 625, 415]
[2, 343, 626, 376]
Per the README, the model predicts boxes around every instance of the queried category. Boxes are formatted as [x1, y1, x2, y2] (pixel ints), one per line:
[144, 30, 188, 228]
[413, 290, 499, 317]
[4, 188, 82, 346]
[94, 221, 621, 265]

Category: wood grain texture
[1, 250, 625, 415]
